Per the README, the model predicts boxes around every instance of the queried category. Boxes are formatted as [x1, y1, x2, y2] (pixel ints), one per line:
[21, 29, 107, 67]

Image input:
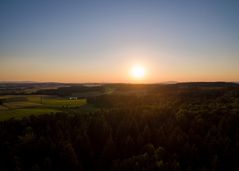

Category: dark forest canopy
[0, 82, 239, 171]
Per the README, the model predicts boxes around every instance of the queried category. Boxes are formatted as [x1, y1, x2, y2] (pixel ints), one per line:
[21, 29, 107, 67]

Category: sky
[1, 0, 239, 83]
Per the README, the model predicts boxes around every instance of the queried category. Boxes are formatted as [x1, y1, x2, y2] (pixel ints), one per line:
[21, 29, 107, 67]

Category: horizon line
[0, 80, 238, 84]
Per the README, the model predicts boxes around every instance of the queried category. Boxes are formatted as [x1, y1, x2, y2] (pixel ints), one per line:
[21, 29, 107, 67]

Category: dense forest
[1, 83, 239, 171]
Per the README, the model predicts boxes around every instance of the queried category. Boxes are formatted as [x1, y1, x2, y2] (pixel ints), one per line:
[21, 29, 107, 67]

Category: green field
[0, 108, 59, 120]
[42, 98, 86, 107]
[4, 101, 42, 109]
[26, 95, 86, 107]
[0, 95, 86, 121]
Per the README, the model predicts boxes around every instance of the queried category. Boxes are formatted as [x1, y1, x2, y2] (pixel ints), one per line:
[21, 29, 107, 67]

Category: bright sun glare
[130, 65, 145, 80]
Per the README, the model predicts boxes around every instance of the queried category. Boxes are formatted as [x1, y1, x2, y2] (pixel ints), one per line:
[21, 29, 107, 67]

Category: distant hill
[160, 81, 178, 84]
[0, 81, 37, 84]
[176, 82, 239, 88]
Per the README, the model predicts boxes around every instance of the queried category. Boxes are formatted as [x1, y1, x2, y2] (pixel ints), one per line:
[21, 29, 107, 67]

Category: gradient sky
[1, 0, 239, 83]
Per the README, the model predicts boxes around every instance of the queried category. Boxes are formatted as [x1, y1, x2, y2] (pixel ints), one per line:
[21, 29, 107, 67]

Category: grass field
[26, 95, 86, 107]
[42, 98, 86, 107]
[0, 95, 86, 121]
[0, 108, 59, 120]
[4, 101, 42, 109]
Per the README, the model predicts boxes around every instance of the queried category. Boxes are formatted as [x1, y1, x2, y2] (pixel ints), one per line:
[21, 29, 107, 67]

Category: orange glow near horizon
[0, 55, 239, 83]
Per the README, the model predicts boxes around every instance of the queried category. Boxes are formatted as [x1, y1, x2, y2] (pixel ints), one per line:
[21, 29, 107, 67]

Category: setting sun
[130, 65, 145, 80]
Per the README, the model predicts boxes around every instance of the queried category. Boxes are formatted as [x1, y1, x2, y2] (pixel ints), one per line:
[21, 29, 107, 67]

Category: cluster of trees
[36, 85, 105, 97]
[0, 84, 239, 171]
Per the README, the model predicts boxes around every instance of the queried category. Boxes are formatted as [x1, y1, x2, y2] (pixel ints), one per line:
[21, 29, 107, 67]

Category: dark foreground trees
[0, 86, 239, 171]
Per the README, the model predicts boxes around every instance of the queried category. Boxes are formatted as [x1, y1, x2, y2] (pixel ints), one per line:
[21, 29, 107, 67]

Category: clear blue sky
[1, 0, 239, 82]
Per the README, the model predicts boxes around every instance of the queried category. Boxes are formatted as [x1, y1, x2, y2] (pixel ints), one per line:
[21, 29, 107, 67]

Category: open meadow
[0, 95, 86, 121]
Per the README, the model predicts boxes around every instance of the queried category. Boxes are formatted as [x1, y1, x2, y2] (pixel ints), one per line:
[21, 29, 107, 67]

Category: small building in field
[69, 97, 78, 100]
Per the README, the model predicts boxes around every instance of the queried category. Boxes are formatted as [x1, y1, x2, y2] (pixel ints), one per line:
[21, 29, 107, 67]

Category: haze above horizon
[1, 0, 239, 83]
